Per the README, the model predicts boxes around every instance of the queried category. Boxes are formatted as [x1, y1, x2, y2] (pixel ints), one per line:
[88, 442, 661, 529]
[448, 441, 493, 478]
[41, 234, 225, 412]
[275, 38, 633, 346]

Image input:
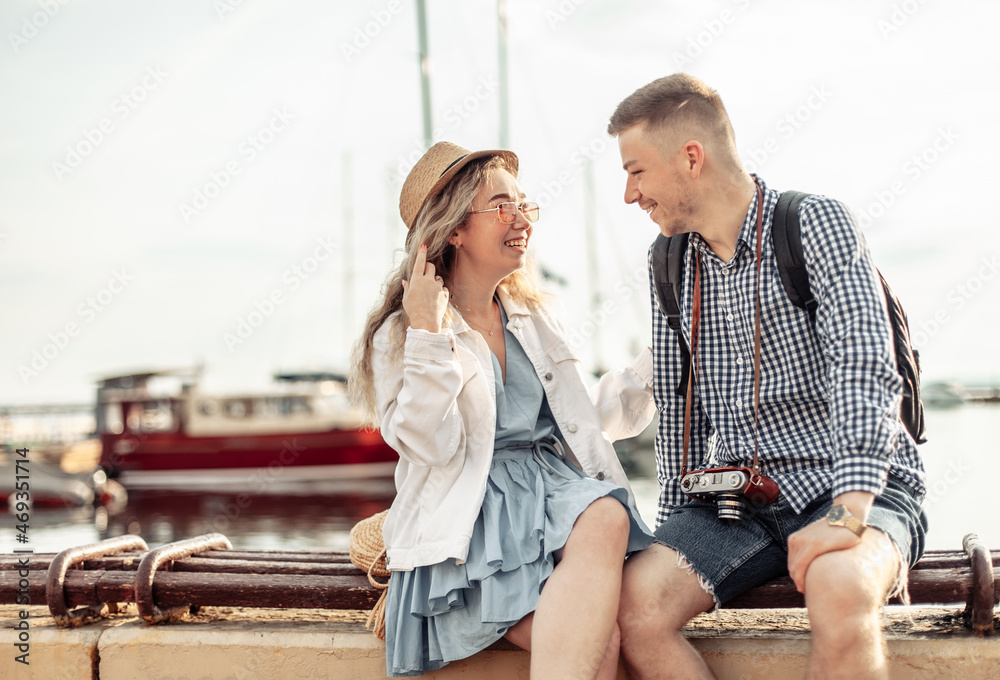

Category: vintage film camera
[680, 467, 780, 523]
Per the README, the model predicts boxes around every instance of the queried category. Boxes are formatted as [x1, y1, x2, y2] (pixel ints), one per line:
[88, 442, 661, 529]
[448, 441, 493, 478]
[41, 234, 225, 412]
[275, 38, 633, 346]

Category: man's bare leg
[803, 528, 900, 680]
[618, 543, 717, 680]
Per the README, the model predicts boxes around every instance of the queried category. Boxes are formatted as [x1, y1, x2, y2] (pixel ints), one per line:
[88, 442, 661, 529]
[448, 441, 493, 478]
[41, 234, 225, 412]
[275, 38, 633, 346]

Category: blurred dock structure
[0, 402, 96, 468]
[923, 381, 1000, 408]
[966, 384, 1000, 404]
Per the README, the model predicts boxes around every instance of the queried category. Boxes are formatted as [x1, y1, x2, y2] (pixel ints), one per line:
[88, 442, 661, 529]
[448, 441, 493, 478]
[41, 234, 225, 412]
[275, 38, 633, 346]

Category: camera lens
[716, 492, 749, 523]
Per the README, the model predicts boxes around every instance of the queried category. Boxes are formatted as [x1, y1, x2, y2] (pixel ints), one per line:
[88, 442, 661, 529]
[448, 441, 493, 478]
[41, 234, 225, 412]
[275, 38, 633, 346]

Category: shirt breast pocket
[544, 343, 586, 394]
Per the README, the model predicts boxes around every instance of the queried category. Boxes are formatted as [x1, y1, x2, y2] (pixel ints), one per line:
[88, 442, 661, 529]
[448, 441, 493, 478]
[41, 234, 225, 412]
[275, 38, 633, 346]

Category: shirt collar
[497, 285, 530, 317]
[734, 174, 773, 259]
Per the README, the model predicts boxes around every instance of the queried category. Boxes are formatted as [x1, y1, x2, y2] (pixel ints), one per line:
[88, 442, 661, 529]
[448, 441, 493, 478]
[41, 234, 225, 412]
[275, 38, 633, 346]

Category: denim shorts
[653, 476, 928, 606]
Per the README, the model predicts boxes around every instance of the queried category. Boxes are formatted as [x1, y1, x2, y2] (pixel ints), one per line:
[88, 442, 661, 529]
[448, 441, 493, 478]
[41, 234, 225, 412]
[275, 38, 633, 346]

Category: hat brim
[413, 149, 519, 229]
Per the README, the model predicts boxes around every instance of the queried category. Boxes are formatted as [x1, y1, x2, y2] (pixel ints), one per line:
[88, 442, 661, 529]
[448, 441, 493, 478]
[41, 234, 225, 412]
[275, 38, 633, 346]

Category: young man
[608, 73, 927, 679]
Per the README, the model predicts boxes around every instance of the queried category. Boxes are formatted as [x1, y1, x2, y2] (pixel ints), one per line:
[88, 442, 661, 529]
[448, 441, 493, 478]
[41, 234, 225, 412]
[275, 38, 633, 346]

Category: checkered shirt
[648, 176, 926, 526]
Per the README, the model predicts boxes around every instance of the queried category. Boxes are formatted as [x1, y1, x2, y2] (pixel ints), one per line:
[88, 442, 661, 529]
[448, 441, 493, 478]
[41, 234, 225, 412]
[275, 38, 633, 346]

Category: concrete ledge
[3, 605, 999, 679]
[0, 608, 101, 680]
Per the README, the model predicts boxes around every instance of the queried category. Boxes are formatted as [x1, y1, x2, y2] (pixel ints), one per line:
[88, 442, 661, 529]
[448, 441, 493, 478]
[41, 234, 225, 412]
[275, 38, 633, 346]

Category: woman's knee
[576, 496, 630, 543]
[591, 496, 630, 528]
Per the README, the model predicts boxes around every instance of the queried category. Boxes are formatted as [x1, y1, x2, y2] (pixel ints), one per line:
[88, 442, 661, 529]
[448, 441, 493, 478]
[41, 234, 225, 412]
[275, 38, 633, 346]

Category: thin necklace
[458, 300, 499, 336]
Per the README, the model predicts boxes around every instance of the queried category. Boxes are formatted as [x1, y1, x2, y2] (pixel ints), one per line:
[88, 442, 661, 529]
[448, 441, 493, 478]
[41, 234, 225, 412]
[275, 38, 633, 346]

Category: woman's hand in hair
[402, 244, 449, 333]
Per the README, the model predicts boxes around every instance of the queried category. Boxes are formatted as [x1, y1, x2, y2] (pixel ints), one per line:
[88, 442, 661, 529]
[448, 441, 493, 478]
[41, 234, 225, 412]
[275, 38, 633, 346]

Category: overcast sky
[2, 0, 998, 405]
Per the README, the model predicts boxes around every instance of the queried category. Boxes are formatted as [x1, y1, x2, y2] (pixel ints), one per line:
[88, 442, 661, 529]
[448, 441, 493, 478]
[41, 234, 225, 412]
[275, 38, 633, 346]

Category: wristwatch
[826, 504, 867, 537]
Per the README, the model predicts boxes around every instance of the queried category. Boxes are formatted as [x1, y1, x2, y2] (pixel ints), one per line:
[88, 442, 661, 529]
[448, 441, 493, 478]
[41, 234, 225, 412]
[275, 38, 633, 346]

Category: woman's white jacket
[373, 287, 656, 571]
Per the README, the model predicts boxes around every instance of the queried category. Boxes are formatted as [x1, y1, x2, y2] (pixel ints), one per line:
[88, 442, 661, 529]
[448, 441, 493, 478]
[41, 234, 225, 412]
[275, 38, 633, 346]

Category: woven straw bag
[349, 509, 390, 639]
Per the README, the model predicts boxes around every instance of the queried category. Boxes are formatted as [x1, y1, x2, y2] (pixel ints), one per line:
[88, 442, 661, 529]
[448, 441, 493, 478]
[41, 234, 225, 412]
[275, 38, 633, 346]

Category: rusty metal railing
[2, 532, 996, 633]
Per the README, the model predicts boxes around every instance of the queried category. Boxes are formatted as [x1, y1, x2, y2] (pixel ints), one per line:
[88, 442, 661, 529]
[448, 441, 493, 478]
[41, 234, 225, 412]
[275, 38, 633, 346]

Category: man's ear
[682, 140, 705, 178]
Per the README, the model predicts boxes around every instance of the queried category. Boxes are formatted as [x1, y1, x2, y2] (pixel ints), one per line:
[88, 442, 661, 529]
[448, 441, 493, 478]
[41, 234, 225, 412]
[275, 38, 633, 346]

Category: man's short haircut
[607, 73, 737, 154]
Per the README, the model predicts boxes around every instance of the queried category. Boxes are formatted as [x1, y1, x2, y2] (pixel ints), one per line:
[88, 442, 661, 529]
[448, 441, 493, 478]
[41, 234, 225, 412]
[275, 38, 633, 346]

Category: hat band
[439, 154, 468, 177]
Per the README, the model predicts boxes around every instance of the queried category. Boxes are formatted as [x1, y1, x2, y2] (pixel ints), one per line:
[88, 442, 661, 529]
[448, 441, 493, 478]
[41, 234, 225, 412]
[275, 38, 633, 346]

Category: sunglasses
[468, 201, 540, 224]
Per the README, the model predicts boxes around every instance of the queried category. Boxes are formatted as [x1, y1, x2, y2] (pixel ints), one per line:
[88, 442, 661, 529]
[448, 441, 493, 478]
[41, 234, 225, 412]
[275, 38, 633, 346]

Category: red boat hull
[100, 429, 399, 489]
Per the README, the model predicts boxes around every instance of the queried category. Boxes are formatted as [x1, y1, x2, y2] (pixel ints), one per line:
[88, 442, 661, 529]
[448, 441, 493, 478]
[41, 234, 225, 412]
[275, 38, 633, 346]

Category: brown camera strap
[680, 254, 701, 477]
[680, 182, 765, 479]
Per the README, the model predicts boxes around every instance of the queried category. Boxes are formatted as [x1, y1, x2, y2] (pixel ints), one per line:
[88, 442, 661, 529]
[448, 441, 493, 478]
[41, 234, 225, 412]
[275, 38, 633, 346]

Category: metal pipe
[135, 533, 232, 624]
[46, 534, 148, 627]
[963, 532, 996, 634]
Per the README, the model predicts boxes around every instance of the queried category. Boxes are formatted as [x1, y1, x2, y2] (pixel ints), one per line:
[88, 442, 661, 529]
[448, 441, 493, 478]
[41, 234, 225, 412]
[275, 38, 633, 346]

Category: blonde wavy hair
[349, 154, 545, 423]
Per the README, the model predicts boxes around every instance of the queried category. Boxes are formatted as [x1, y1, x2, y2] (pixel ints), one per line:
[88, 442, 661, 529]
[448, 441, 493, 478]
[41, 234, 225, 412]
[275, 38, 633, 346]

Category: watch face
[828, 505, 847, 522]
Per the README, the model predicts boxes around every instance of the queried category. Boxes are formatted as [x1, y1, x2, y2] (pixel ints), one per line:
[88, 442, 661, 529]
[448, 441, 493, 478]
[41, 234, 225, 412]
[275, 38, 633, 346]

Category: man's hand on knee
[788, 491, 876, 593]
[787, 519, 863, 593]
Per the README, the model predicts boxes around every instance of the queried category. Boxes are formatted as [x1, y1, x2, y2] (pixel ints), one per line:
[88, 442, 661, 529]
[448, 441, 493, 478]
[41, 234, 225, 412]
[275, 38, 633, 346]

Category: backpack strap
[651, 233, 692, 397]
[771, 191, 818, 324]
[770, 190, 927, 444]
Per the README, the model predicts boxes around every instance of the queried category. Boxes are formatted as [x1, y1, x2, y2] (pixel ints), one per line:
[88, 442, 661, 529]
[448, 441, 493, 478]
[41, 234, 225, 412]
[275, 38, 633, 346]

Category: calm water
[3, 404, 998, 555]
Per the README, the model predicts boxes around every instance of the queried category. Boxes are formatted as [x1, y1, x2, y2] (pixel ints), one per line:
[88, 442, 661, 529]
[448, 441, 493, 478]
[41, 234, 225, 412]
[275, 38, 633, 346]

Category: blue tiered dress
[384, 304, 653, 677]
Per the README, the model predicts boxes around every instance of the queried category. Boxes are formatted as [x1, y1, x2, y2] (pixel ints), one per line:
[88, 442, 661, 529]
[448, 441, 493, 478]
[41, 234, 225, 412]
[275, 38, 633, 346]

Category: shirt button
[736, 399, 743, 407]
[722, 269, 730, 276]
[566, 424, 578, 433]
[544, 372, 553, 380]
[596, 471, 606, 481]
[736, 357, 743, 365]
[727, 314, 734, 322]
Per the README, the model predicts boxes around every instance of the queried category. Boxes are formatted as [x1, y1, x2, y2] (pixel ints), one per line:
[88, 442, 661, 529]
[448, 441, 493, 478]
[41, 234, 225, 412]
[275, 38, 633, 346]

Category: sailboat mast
[584, 158, 602, 374]
[342, 151, 355, 356]
[416, 0, 433, 149]
[497, 0, 509, 148]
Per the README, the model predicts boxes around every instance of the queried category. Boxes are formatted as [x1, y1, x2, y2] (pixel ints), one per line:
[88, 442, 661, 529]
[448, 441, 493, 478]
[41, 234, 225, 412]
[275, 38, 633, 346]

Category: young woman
[351, 142, 656, 679]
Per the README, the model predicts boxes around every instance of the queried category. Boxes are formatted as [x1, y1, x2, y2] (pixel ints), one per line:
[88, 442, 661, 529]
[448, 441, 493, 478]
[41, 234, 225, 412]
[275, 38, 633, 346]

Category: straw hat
[399, 141, 519, 230]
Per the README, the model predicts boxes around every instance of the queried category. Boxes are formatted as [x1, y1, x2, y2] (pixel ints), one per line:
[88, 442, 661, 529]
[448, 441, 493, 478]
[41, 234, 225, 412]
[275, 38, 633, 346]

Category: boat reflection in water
[99, 483, 396, 551]
[96, 368, 398, 490]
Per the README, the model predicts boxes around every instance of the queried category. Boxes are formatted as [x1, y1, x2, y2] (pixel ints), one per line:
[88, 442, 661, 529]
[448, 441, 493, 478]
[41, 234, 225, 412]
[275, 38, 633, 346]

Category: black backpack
[651, 190, 927, 445]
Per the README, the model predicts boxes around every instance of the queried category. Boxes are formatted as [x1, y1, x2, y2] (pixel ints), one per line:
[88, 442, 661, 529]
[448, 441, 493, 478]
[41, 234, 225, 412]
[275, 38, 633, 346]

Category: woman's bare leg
[504, 496, 630, 680]
[507, 615, 622, 680]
